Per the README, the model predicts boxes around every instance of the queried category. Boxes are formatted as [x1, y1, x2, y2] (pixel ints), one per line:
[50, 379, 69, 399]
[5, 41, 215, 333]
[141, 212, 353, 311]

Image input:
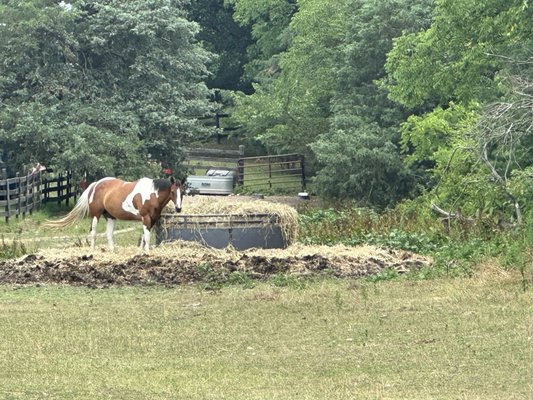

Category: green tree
[227, 0, 296, 83]
[187, 0, 253, 93]
[311, 0, 434, 206]
[230, 0, 348, 161]
[385, 0, 532, 223]
[0, 0, 214, 179]
[384, 0, 531, 109]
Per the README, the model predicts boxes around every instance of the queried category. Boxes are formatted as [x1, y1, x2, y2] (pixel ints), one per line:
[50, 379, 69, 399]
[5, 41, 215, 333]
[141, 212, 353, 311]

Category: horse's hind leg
[105, 217, 115, 251]
[89, 216, 99, 250]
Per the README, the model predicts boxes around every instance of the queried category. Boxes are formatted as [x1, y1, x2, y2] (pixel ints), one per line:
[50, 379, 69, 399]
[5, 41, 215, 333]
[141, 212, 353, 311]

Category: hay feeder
[155, 213, 289, 250]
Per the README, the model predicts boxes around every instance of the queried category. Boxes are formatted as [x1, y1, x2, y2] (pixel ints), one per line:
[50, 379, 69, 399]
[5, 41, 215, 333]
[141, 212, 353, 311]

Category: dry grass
[0, 265, 531, 399]
[34, 240, 431, 270]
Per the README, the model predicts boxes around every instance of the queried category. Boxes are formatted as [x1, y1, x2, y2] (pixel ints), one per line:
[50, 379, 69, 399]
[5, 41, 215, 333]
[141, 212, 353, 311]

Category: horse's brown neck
[156, 189, 172, 210]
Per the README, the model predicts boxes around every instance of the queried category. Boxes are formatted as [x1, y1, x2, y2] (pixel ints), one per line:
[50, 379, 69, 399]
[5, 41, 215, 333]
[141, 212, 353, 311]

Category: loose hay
[0, 241, 433, 287]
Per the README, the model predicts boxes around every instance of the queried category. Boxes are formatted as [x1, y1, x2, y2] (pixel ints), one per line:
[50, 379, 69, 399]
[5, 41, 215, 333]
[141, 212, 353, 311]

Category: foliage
[229, 0, 434, 206]
[399, 103, 489, 214]
[298, 204, 442, 252]
[299, 202, 533, 278]
[226, 0, 296, 83]
[384, 0, 533, 224]
[384, 0, 531, 109]
[0, 235, 27, 260]
[309, 0, 434, 204]
[187, 0, 253, 93]
[311, 126, 413, 208]
[331, 0, 433, 129]
[0, 0, 214, 180]
[229, 0, 347, 167]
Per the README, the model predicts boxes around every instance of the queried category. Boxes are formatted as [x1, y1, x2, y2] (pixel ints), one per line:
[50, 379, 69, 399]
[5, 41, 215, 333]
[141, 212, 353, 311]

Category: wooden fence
[0, 170, 77, 222]
[184, 145, 245, 174]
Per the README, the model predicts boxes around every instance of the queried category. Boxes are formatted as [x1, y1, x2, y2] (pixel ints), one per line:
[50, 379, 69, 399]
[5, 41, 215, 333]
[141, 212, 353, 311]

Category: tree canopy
[1, 0, 531, 223]
[0, 0, 214, 179]
[385, 0, 532, 221]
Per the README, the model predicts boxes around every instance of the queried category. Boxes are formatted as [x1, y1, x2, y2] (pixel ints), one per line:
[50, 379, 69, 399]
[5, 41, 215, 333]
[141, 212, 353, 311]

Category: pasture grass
[0, 266, 532, 399]
[0, 204, 145, 252]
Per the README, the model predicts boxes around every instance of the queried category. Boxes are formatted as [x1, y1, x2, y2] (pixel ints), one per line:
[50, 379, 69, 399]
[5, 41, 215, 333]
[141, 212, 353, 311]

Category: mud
[0, 244, 431, 288]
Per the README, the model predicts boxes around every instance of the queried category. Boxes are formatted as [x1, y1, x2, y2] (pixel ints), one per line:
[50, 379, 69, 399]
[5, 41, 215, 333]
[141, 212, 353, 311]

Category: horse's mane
[153, 179, 172, 192]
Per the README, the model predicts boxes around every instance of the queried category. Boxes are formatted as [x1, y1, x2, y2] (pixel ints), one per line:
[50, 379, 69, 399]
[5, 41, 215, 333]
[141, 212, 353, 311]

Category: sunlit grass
[0, 204, 145, 251]
[0, 267, 531, 399]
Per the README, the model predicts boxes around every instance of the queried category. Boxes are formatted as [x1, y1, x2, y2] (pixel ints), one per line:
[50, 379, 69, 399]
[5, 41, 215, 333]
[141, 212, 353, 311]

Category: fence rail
[185, 145, 245, 174]
[0, 170, 77, 222]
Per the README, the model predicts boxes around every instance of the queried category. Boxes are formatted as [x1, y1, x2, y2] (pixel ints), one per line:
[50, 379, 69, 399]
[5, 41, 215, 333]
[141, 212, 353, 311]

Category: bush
[298, 203, 533, 279]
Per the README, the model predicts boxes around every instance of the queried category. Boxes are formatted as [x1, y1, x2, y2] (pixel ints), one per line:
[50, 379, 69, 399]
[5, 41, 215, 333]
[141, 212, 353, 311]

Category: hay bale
[163, 195, 299, 246]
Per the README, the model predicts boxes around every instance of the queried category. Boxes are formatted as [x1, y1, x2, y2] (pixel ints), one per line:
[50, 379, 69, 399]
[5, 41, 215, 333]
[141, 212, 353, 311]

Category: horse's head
[170, 177, 185, 213]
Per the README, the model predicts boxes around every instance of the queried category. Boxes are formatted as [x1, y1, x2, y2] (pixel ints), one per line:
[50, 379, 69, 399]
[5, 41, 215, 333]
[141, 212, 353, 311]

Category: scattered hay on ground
[0, 241, 432, 287]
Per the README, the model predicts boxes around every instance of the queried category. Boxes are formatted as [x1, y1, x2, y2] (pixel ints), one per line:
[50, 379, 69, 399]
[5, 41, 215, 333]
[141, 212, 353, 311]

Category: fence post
[5, 176, 15, 222]
[43, 175, 48, 203]
[28, 171, 34, 216]
[300, 155, 306, 191]
[1, 175, 7, 223]
[16, 173, 21, 220]
[36, 170, 42, 209]
[268, 158, 272, 189]
[237, 159, 244, 186]
[23, 172, 30, 218]
[66, 170, 71, 206]
[57, 172, 62, 205]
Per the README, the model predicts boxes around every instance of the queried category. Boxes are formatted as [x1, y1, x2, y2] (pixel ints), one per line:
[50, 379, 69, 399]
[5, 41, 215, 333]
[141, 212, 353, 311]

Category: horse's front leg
[140, 215, 152, 252]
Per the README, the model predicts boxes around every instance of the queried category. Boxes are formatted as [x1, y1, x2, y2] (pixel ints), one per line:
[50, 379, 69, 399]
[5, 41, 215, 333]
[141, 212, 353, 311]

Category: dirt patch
[0, 242, 432, 288]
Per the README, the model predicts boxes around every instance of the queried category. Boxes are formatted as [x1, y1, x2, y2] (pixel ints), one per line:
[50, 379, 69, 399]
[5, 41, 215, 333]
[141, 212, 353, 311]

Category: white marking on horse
[90, 216, 98, 249]
[121, 178, 157, 216]
[106, 218, 115, 251]
[89, 177, 114, 204]
[141, 224, 151, 252]
[176, 185, 182, 209]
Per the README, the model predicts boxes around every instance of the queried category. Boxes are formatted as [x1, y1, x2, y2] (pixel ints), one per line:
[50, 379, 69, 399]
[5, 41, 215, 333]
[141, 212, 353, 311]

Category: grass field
[0, 266, 532, 399]
[0, 204, 144, 253]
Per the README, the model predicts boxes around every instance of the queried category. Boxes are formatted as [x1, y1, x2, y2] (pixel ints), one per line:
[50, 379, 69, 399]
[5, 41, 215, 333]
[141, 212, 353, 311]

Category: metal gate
[236, 154, 305, 193]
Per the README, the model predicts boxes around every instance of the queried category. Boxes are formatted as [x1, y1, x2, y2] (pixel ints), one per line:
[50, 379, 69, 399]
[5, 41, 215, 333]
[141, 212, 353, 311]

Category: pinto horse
[45, 177, 184, 251]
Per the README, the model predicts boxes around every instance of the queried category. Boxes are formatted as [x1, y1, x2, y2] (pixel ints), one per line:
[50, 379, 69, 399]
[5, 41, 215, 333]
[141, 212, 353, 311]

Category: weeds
[194, 263, 225, 290]
[226, 271, 256, 289]
[299, 205, 533, 282]
[500, 230, 533, 292]
[0, 235, 27, 260]
[270, 273, 308, 289]
[364, 268, 400, 283]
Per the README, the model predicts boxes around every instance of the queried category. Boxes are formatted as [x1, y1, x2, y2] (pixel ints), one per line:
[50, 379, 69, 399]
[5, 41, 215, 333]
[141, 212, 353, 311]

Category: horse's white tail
[44, 182, 97, 228]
